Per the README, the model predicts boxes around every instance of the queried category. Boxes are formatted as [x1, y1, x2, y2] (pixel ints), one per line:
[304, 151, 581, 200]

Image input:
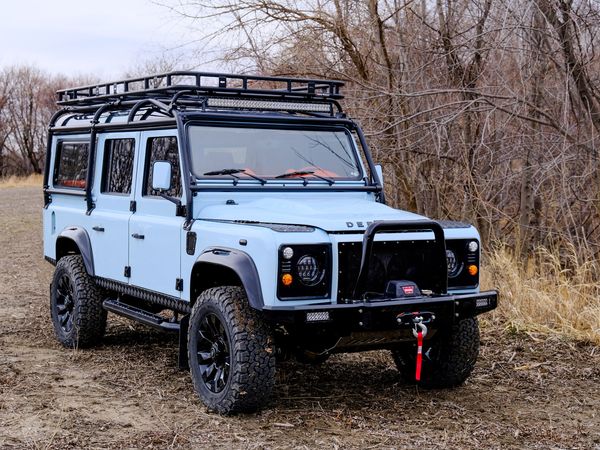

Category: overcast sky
[0, 0, 220, 79]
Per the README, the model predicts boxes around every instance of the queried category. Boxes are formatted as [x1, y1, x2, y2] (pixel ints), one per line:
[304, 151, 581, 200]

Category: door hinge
[175, 278, 184, 291]
[124, 266, 131, 278]
[129, 200, 136, 213]
[176, 204, 187, 217]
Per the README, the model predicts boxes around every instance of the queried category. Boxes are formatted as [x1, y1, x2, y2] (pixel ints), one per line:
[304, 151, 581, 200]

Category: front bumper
[263, 290, 498, 332]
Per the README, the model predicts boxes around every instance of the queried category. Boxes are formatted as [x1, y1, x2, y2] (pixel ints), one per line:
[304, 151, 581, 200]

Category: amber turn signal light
[468, 265, 478, 276]
[282, 273, 293, 286]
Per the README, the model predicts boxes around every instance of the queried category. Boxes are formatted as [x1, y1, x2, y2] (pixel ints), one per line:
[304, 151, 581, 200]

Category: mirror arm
[159, 192, 187, 217]
[159, 192, 181, 206]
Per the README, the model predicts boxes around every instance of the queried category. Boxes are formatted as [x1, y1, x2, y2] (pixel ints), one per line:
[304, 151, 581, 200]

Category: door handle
[92, 226, 105, 232]
[131, 233, 145, 240]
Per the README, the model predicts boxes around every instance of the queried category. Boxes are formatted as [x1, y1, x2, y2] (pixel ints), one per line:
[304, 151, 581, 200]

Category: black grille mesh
[337, 240, 440, 302]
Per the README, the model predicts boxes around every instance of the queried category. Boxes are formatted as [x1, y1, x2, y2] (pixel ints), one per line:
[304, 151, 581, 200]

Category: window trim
[142, 136, 183, 199]
[52, 140, 90, 190]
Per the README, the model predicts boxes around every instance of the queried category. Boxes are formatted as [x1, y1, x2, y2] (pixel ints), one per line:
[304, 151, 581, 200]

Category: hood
[198, 197, 427, 232]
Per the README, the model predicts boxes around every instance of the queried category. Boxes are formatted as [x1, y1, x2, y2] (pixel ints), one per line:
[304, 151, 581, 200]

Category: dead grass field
[0, 186, 599, 449]
[0, 174, 43, 189]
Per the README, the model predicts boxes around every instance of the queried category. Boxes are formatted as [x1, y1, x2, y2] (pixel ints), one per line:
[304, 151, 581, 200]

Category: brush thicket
[482, 244, 600, 344]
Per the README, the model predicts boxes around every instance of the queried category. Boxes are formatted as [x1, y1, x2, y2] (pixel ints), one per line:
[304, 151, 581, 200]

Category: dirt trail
[0, 186, 599, 449]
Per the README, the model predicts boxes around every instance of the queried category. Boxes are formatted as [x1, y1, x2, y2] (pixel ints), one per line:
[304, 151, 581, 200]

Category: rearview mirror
[152, 161, 172, 192]
[374, 164, 384, 187]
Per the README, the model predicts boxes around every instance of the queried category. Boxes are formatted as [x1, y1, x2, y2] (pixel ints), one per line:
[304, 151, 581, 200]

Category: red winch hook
[412, 318, 428, 381]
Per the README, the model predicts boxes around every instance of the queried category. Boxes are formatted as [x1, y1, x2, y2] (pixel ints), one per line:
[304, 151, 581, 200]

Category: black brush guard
[263, 220, 498, 333]
[352, 220, 448, 300]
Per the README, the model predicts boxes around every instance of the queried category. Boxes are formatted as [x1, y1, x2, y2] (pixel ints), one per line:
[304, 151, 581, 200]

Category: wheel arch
[55, 227, 95, 276]
[190, 247, 264, 310]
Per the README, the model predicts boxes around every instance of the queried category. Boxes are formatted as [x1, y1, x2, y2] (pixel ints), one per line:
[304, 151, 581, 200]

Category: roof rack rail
[57, 71, 345, 107]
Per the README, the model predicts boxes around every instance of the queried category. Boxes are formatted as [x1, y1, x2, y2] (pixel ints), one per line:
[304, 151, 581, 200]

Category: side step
[103, 299, 180, 332]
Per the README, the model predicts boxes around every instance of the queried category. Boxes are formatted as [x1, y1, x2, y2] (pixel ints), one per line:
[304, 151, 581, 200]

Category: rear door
[89, 132, 139, 282]
[128, 130, 184, 297]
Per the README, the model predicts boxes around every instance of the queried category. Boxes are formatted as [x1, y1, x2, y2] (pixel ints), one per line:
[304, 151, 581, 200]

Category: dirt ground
[0, 186, 599, 449]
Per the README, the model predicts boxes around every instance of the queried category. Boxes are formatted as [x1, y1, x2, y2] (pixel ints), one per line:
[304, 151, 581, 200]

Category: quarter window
[53, 142, 89, 189]
[144, 137, 181, 198]
[102, 138, 135, 194]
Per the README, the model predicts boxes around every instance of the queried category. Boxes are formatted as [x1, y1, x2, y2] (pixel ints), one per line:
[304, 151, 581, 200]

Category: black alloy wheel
[196, 313, 231, 393]
[54, 274, 75, 333]
[188, 286, 276, 414]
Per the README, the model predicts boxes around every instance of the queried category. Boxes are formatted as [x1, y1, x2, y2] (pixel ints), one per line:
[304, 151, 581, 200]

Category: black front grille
[337, 240, 441, 302]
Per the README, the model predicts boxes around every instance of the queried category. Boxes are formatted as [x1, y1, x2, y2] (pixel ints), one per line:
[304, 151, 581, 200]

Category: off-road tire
[391, 317, 480, 388]
[50, 255, 107, 348]
[188, 286, 275, 415]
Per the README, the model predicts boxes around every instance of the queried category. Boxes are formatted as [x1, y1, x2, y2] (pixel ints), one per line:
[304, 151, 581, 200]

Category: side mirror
[374, 164, 384, 187]
[152, 161, 172, 192]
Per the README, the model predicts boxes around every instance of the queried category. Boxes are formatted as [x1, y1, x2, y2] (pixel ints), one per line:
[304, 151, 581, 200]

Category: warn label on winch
[385, 280, 421, 298]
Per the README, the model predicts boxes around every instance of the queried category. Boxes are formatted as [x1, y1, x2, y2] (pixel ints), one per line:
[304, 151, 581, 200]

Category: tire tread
[188, 286, 275, 414]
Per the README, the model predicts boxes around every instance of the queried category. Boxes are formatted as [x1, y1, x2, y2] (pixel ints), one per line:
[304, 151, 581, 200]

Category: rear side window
[144, 137, 181, 198]
[102, 138, 135, 194]
[53, 142, 89, 189]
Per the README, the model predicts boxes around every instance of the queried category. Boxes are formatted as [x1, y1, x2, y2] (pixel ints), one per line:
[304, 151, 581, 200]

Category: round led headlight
[296, 255, 324, 286]
[446, 249, 459, 277]
[468, 240, 479, 253]
[282, 247, 294, 260]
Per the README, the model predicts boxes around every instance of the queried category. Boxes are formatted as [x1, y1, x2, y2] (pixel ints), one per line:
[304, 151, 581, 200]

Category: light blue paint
[44, 120, 481, 309]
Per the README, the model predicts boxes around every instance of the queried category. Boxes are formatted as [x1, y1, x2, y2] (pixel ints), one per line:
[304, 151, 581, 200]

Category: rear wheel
[188, 286, 275, 414]
[391, 317, 480, 388]
[50, 255, 107, 348]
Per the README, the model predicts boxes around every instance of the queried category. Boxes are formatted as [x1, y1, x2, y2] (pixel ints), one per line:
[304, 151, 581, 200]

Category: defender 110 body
[43, 72, 498, 414]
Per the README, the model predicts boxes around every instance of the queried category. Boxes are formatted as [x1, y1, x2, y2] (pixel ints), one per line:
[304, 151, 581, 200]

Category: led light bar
[306, 311, 331, 322]
[206, 98, 332, 113]
[476, 298, 490, 308]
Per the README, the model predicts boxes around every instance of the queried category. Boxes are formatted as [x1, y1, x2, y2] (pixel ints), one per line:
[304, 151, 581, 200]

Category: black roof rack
[57, 71, 345, 107]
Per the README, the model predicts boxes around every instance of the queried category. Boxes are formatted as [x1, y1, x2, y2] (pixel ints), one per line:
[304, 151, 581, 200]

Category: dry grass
[482, 245, 600, 344]
[0, 173, 43, 188]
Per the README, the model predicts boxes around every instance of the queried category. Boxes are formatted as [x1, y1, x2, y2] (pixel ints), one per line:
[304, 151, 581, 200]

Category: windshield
[188, 125, 363, 181]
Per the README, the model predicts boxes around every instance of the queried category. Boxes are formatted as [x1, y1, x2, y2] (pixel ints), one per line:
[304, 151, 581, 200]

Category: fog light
[468, 241, 479, 252]
[306, 311, 330, 322]
[468, 265, 478, 276]
[282, 273, 293, 286]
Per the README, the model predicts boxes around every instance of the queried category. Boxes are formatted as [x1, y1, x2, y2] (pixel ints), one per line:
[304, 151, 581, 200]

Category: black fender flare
[194, 247, 264, 309]
[56, 227, 95, 276]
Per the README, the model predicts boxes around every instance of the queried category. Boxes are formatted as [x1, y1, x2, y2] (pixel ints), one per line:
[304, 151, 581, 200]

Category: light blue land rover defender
[43, 72, 498, 414]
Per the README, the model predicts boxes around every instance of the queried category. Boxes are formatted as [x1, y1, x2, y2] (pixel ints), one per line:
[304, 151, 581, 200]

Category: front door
[128, 130, 184, 297]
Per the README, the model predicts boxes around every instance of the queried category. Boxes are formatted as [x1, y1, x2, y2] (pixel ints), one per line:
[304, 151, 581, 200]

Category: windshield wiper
[275, 170, 334, 185]
[203, 168, 266, 185]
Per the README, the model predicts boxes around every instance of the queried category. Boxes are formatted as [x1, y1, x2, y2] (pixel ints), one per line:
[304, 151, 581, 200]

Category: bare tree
[0, 66, 95, 176]
[162, 0, 600, 258]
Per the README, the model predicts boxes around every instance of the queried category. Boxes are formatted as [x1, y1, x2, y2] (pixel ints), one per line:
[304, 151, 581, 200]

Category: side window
[144, 137, 182, 198]
[53, 142, 89, 189]
[102, 138, 135, 194]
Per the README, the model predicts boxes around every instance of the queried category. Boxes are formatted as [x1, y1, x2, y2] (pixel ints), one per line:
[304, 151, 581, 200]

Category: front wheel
[188, 286, 275, 414]
[391, 317, 480, 388]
